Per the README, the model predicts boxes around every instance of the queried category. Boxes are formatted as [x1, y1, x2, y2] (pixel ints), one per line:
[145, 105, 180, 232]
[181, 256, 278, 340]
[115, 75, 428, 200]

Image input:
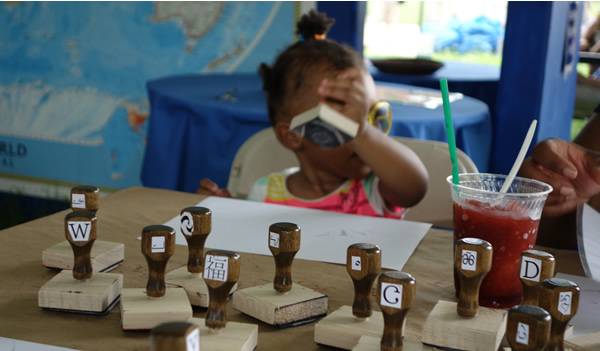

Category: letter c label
[380, 282, 403, 309]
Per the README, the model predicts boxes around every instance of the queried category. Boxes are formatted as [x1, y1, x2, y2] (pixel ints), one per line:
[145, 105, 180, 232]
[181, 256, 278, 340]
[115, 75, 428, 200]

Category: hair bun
[296, 9, 335, 41]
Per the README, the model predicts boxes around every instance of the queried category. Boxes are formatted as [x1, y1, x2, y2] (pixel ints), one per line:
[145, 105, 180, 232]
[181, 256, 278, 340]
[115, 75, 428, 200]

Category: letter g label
[380, 282, 403, 309]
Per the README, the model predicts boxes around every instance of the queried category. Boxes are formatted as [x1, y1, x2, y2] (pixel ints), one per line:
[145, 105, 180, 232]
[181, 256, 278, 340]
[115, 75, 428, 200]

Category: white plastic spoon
[497, 119, 538, 198]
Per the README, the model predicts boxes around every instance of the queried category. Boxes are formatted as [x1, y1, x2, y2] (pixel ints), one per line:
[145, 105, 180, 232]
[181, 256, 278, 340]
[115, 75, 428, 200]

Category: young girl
[198, 10, 428, 219]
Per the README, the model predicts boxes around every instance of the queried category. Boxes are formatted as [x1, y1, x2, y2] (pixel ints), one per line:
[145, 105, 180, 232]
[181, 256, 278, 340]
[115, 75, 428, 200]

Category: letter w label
[520, 257, 542, 282]
[68, 221, 91, 242]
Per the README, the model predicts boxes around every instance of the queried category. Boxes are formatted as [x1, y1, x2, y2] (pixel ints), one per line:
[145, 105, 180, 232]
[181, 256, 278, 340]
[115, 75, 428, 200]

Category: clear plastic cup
[447, 173, 552, 308]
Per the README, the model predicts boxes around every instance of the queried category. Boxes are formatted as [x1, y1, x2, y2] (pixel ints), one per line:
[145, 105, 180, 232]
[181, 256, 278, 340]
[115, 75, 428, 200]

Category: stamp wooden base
[314, 305, 385, 350]
[353, 335, 433, 351]
[232, 282, 328, 327]
[189, 317, 258, 351]
[165, 266, 238, 307]
[42, 240, 124, 272]
[564, 331, 600, 351]
[421, 300, 507, 351]
[120, 288, 193, 330]
[38, 270, 122, 314]
[565, 324, 574, 339]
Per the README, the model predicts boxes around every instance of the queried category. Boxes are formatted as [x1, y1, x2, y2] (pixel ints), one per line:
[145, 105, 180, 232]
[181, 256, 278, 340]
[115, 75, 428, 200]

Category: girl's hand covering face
[316, 67, 376, 134]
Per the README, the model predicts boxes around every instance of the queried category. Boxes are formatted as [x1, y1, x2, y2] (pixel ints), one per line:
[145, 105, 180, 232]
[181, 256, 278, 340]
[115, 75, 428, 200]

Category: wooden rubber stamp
[38, 210, 123, 314]
[505, 305, 551, 351]
[150, 321, 200, 351]
[518, 253, 574, 340]
[232, 222, 328, 327]
[519, 250, 555, 306]
[421, 238, 507, 350]
[353, 272, 432, 351]
[189, 250, 258, 351]
[314, 243, 385, 350]
[69, 185, 100, 211]
[538, 278, 580, 351]
[166, 207, 236, 307]
[120, 225, 192, 330]
[42, 185, 124, 272]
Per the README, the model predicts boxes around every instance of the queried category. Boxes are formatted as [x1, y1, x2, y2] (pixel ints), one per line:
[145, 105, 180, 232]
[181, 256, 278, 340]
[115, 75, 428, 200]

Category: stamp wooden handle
[268, 222, 300, 293]
[150, 321, 200, 351]
[70, 185, 100, 212]
[506, 305, 551, 351]
[519, 250, 555, 306]
[204, 250, 240, 331]
[377, 271, 416, 351]
[538, 278, 580, 351]
[180, 207, 211, 274]
[455, 238, 492, 317]
[142, 225, 176, 298]
[64, 211, 97, 280]
[346, 243, 382, 319]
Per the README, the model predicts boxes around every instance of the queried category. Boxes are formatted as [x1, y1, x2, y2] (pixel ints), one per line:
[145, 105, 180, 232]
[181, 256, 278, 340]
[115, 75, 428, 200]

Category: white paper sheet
[555, 273, 600, 338]
[577, 203, 600, 281]
[0, 337, 78, 351]
[160, 197, 432, 271]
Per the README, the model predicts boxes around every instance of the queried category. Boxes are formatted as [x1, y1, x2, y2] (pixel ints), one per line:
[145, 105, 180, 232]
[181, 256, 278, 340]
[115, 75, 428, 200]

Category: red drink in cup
[448, 174, 552, 308]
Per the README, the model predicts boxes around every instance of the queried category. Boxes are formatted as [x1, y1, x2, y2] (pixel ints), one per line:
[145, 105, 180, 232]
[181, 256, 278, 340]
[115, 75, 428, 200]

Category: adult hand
[519, 138, 600, 216]
[196, 178, 231, 197]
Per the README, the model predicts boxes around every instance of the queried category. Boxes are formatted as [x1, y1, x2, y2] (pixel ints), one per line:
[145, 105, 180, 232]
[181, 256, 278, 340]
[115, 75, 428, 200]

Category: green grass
[431, 51, 502, 66]
[577, 62, 591, 77]
[571, 118, 588, 141]
[366, 2, 423, 25]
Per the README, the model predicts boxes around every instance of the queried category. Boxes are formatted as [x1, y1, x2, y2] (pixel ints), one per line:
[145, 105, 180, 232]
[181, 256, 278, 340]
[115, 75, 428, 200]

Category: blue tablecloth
[141, 74, 491, 193]
[369, 60, 500, 123]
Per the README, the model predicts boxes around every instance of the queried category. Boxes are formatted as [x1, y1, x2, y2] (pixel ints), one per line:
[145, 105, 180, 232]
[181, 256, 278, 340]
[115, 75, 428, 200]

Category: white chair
[227, 128, 478, 227]
[227, 128, 298, 199]
[391, 136, 478, 227]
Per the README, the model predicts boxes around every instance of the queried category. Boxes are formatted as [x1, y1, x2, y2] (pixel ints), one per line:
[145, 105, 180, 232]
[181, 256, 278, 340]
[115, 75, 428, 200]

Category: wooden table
[0, 187, 584, 350]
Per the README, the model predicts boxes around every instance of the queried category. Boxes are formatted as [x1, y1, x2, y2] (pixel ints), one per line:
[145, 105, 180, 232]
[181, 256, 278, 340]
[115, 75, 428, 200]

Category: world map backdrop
[0, 1, 295, 191]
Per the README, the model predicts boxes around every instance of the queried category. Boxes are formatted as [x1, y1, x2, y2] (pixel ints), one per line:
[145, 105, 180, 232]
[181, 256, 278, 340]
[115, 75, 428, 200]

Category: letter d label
[520, 257, 542, 282]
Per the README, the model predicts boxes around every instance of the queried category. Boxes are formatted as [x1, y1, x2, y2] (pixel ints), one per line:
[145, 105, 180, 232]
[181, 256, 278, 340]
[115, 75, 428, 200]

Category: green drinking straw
[440, 79, 459, 185]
